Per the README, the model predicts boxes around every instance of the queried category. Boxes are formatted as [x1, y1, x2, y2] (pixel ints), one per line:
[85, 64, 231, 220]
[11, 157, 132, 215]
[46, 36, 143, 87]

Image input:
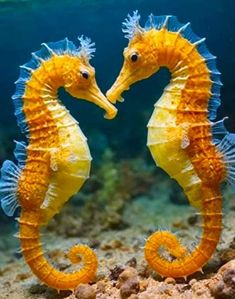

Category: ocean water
[0, 0, 235, 159]
[0, 0, 235, 272]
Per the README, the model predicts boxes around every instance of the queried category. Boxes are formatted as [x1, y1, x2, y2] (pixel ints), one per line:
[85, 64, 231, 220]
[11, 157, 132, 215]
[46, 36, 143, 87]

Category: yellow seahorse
[107, 11, 234, 278]
[0, 36, 117, 290]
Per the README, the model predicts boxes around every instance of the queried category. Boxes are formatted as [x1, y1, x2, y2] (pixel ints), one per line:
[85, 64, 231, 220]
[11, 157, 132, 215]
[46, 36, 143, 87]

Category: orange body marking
[107, 12, 234, 278]
[0, 37, 116, 290]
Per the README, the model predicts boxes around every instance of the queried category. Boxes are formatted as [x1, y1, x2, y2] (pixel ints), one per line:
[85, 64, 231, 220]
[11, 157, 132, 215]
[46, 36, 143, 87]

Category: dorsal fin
[216, 133, 235, 191]
[211, 117, 229, 144]
[14, 140, 27, 168]
[0, 160, 21, 216]
[144, 14, 222, 121]
[0, 140, 27, 217]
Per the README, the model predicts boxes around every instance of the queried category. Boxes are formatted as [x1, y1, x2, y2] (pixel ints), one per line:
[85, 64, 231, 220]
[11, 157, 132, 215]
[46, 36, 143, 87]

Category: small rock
[172, 219, 188, 229]
[29, 284, 47, 294]
[15, 272, 31, 281]
[138, 261, 152, 278]
[120, 277, 140, 299]
[229, 237, 235, 249]
[101, 239, 123, 250]
[75, 284, 96, 299]
[96, 280, 106, 293]
[187, 214, 198, 225]
[219, 248, 235, 264]
[209, 260, 235, 298]
[89, 239, 100, 249]
[125, 257, 137, 268]
[109, 265, 124, 281]
[117, 267, 138, 288]
[189, 278, 197, 286]
[164, 277, 176, 285]
[139, 279, 148, 292]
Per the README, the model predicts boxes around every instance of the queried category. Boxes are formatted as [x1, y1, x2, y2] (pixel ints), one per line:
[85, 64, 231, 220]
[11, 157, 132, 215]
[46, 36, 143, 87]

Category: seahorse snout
[106, 79, 129, 104]
[89, 87, 117, 119]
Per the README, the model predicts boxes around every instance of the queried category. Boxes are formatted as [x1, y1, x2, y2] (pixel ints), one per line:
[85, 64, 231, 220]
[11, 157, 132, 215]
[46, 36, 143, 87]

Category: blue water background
[0, 0, 235, 158]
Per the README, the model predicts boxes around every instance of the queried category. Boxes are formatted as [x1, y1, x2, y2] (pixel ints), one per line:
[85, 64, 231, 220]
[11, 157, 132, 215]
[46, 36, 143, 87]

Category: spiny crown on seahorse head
[107, 11, 235, 278]
[0, 36, 117, 291]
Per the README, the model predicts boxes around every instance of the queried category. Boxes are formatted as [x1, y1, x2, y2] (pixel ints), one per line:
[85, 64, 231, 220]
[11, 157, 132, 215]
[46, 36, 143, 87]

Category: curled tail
[145, 128, 235, 278]
[18, 210, 98, 290]
[144, 187, 222, 278]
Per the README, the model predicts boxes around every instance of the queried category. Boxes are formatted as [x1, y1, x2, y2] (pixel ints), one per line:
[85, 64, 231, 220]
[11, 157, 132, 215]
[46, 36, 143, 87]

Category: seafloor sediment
[0, 153, 235, 299]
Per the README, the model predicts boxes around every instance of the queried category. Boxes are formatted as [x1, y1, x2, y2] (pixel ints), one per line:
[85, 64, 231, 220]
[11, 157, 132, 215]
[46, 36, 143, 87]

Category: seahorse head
[64, 36, 117, 119]
[106, 11, 159, 103]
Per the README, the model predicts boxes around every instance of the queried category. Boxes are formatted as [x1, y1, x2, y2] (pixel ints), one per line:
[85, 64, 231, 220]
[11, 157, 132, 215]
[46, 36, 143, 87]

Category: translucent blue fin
[38, 38, 78, 58]
[216, 133, 235, 191]
[144, 13, 222, 121]
[12, 64, 31, 133]
[212, 117, 229, 144]
[0, 160, 21, 216]
[14, 141, 27, 168]
[144, 14, 200, 41]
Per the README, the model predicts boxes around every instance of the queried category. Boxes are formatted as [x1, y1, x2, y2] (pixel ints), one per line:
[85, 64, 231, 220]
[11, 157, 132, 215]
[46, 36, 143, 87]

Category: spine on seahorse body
[19, 210, 98, 290]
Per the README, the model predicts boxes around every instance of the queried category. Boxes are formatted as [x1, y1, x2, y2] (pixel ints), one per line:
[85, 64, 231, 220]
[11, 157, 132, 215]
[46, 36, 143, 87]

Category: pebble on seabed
[74, 284, 96, 299]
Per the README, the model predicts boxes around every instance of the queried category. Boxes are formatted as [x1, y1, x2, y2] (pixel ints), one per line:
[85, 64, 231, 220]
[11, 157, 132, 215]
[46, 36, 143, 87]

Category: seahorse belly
[39, 105, 92, 225]
[147, 89, 203, 209]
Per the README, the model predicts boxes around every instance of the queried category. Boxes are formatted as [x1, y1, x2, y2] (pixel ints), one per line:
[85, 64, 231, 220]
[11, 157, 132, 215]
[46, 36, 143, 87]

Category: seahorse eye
[130, 52, 139, 62]
[81, 71, 89, 79]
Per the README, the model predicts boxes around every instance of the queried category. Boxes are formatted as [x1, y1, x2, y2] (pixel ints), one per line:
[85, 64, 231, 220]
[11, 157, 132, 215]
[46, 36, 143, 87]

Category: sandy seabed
[0, 180, 235, 299]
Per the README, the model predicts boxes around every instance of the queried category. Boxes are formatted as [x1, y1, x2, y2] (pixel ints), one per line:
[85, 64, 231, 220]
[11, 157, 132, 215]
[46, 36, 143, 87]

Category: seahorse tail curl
[19, 210, 98, 290]
[144, 191, 222, 278]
